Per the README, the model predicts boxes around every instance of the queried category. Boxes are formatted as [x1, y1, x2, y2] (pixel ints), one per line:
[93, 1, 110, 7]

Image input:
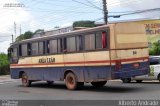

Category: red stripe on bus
[10, 56, 149, 67]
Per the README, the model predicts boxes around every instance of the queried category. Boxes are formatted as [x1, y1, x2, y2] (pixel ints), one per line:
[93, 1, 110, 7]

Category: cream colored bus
[8, 22, 149, 90]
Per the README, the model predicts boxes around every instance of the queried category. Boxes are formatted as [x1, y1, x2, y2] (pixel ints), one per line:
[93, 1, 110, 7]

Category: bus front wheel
[21, 72, 31, 87]
[65, 72, 84, 90]
[91, 81, 107, 88]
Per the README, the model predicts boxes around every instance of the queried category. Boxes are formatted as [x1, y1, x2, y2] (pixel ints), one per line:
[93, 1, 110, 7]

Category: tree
[34, 29, 44, 35]
[16, 31, 33, 42]
[0, 53, 10, 75]
[73, 20, 96, 28]
[149, 42, 160, 55]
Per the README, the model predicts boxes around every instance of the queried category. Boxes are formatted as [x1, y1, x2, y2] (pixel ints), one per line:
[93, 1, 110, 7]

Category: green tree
[149, 42, 160, 55]
[34, 29, 44, 35]
[16, 31, 33, 42]
[73, 20, 96, 28]
[0, 53, 10, 75]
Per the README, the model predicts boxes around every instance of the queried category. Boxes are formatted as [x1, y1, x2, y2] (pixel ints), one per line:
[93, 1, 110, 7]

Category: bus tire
[65, 72, 84, 90]
[21, 72, 31, 87]
[91, 81, 107, 88]
[47, 81, 54, 85]
[122, 78, 131, 83]
[136, 80, 143, 83]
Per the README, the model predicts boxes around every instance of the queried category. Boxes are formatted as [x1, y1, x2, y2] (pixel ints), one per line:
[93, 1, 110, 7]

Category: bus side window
[21, 44, 28, 56]
[39, 41, 45, 55]
[76, 35, 83, 51]
[46, 40, 50, 54]
[28, 43, 31, 56]
[9, 48, 18, 63]
[31, 42, 38, 55]
[49, 39, 58, 54]
[19, 45, 22, 56]
[96, 31, 108, 49]
[63, 38, 67, 53]
[67, 36, 76, 52]
[96, 32, 102, 49]
[13, 48, 18, 58]
[102, 31, 107, 48]
[84, 33, 95, 50]
[58, 38, 63, 53]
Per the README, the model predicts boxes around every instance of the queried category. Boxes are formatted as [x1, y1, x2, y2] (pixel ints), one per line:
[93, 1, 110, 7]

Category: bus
[8, 22, 149, 90]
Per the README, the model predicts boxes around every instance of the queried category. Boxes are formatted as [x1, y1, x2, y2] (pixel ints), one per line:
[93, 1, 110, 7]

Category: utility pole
[14, 22, 16, 41]
[20, 24, 21, 35]
[11, 34, 14, 43]
[102, 0, 108, 24]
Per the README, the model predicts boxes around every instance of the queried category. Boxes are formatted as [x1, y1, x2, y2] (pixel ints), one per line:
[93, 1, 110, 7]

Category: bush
[149, 42, 160, 55]
[0, 53, 10, 75]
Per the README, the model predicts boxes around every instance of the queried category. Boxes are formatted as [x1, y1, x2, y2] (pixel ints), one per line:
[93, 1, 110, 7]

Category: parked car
[121, 56, 160, 83]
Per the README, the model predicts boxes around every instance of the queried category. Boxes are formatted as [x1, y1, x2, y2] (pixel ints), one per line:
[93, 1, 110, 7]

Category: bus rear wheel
[21, 72, 31, 87]
[91, 81, 107, 88]
[65, 72, 84, 90]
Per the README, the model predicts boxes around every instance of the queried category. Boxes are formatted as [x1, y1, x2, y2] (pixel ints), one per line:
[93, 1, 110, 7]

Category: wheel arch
[64, 70, 75, 79]
[19, 71, 25, 78]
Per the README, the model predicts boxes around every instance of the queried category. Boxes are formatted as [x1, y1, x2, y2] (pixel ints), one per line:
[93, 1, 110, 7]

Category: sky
[0, 0, 160, 53]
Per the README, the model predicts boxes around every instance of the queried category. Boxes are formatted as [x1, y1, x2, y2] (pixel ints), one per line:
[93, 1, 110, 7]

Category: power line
[85, 0, 102, 10]
[95, 7, 160, 22]
[72, 0, 102, 10]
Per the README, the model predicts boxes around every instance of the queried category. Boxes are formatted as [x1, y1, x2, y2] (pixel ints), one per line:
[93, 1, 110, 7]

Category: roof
[10, 24, 111, 46]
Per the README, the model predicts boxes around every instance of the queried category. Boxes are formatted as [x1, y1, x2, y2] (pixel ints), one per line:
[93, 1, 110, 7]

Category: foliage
[34, 29, 44, 35]
[16, 31, 33, 42]
[0, 53, 10, 75]
[73, 20, 96, 28]
[149, 42, 160, 55]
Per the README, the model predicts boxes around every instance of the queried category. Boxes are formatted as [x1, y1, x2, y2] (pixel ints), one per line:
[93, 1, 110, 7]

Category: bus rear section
[110, 22, 149, 79]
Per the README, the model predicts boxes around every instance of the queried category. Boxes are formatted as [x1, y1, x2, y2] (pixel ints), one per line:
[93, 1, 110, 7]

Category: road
[0, 76, 160, 100]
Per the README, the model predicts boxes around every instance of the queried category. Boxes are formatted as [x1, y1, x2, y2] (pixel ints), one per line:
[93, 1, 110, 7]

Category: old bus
[8, 22, 149, 90]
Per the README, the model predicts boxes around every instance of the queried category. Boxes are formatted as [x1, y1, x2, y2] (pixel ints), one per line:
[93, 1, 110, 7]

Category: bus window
[58, 38, 63, 53]
[39, 41, 45, 55]
[102, 31, 107, 48]
[49, 39, 58, 54]
[13, 48, 18, 57]
[85, 33, 95, 50]
[9, 48, 18, 63]
[19, 45, 22, 56]
[67, 37, 76, 52]
[21, 44, 28, 56]
[28, 43, 31, 56]
[96, 32, 102, 49]
[31, 42, 38, 55]
[76, 35, 83, 51]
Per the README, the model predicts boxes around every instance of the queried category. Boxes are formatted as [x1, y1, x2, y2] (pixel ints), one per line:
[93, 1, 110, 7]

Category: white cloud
[0, 0, 36, 53]
[0, 41, 11, 53]
[61, 22, 72, 27]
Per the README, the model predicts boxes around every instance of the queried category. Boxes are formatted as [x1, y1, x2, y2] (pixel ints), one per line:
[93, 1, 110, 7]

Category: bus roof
[10, 24, 112, 46]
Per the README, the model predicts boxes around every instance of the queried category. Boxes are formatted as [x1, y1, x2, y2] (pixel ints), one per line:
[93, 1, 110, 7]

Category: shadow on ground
[18, 81, 144, 93]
